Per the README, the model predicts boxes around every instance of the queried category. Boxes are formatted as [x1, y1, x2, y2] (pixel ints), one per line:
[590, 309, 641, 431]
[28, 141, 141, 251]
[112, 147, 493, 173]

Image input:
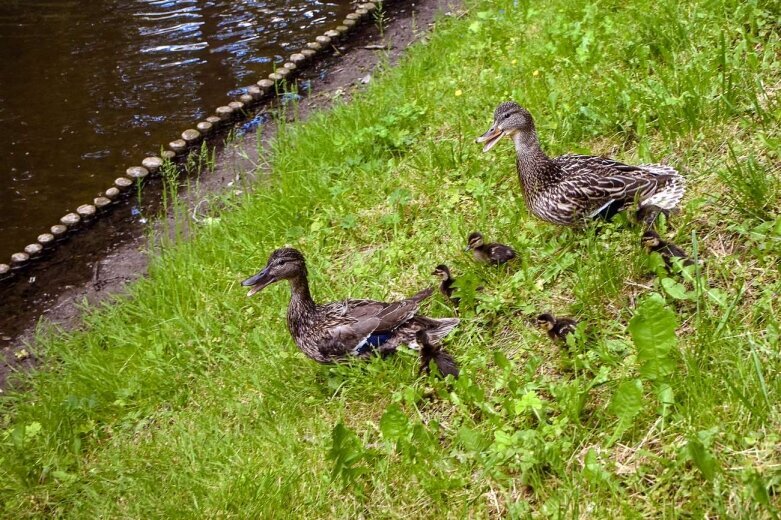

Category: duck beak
[476, 124, 504, 153]
[464, 245, 472, 252]
[241, 267, 274, 297]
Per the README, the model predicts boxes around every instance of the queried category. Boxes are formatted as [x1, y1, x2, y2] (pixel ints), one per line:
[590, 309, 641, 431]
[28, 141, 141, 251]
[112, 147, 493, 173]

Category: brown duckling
[432, 264, 459, 306]
[465, 232, 516, 265]
[417, 330, 459, 379]
[641, 230, 694, 269]
[536, 313, 578, 343]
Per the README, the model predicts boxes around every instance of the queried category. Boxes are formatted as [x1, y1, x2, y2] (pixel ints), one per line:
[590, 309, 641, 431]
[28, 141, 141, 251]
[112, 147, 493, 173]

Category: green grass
[2, 0, 781, 516]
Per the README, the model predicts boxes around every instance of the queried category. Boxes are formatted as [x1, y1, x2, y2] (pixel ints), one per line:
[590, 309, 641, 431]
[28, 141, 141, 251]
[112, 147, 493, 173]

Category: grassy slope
[2, 0, 780, 517]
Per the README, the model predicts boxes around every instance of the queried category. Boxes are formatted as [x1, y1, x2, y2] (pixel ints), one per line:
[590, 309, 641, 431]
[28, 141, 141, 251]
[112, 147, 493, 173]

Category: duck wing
[318, 287, 435, 358]
[555, 154, 685, 217]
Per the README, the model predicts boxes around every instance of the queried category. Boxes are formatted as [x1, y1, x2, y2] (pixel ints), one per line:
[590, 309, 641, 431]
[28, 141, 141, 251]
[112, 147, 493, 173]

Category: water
[0, 0, 355, 260]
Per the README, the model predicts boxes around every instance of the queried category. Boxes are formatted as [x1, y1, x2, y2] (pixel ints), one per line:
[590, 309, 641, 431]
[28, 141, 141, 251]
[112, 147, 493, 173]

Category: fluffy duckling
[641, 230, 694, 269]
[432, 264, 459, 306]
[536, 313, 578, 343]
[466, 232, 516, 265]
[417, 330, 460, 379]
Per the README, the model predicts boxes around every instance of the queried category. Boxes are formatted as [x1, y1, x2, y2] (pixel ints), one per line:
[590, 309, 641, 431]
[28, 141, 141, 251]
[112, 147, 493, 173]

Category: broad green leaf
[610, 379, 644, 424]
[456, 426, 487, 452]
[661, 277, 693, 300]
[628, 294, 678, 381]
[686, 436, 718, 480]
[379, 403, 409, 442]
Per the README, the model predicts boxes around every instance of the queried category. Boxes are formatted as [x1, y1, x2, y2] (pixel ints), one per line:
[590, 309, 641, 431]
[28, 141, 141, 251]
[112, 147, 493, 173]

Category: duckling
[641, 230, 694, 269]
[417, 330, 459, 378]
[242, 248, 459, 364]
[536, 313, 578, 343]
[432, 264, 459, 306]
[477, 102, 686, 226]
[466, 232, 516, 265]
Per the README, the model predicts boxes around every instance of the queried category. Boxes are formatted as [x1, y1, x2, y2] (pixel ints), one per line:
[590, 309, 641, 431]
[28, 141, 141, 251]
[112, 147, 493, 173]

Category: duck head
[476, 101, 536, 152]
[641, 230, 662, 250]
[535, 313, 556, 331]
[242, 247, 307, 297]
[432, 264, 452, 280]
[465, 232, 484, 251]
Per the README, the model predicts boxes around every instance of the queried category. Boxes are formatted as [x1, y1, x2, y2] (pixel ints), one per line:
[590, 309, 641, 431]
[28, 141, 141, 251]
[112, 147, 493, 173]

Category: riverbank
[2, 0, 780, 516]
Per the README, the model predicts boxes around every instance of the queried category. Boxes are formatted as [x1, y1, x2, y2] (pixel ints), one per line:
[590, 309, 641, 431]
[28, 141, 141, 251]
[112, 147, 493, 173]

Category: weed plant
[1, 0, 780, 517]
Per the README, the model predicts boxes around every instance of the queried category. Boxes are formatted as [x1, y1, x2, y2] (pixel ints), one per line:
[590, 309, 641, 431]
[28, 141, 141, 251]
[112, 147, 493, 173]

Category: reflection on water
[0, 0, 354, 260]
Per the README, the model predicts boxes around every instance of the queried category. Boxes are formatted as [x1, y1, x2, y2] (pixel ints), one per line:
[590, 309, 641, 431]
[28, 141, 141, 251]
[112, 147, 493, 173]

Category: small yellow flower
[455, 89, 463, 97]
[532, 70, 540, 76]
[511, 59, 518, 65]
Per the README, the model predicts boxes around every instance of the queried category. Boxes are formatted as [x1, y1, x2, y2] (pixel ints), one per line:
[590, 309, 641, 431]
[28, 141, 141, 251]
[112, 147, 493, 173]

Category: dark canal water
[0, 0, 355, 261]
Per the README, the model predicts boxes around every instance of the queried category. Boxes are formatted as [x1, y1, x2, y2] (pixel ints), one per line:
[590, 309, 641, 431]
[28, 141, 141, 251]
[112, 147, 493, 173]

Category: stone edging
[0, 1, 380, 281]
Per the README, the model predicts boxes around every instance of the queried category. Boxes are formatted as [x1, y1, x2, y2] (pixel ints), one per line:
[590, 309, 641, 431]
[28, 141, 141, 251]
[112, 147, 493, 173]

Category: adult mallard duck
[535, 313, 578, 343]
[476, 102, 686, 226]
[466, 232, 516, 265]
[242, 248, 459, 363]
[641, 229, 694, 269]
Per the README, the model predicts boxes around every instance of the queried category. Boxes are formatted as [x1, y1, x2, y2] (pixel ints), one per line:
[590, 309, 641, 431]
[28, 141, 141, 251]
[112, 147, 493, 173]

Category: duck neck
[287, 274, 316, 323]
[511, 131, 562, 191]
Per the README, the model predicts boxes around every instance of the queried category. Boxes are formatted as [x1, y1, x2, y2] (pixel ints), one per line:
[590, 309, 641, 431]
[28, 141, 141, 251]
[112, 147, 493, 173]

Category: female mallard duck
[466, 232, 516, 265]
[641, 230, 694, 269]
[432, 264, 459, 306]
[476, 102, 686, 226]
[242, 248, 459, 363]
[535, 313, 578, 343]
[417, 330, 460, 378]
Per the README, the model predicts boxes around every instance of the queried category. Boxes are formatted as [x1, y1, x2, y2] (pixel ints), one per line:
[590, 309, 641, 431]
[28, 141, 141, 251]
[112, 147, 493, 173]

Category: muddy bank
[0, 0, 460, 389]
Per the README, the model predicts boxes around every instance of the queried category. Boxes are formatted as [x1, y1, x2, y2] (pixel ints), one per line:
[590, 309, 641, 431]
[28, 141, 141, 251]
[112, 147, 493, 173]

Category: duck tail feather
[410, 286, 435, 303]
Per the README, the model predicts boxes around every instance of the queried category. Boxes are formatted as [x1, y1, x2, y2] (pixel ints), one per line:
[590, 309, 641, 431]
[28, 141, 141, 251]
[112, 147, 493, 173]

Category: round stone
[126, 166, 149, 179]
[181, 129, 201, 143]
[77, 204, 96, 218]
[257, 79, 274, 89]
[336, 25, 349, 34]
[94, 196, 111, 209]
[10, 252, 29, 265]
[268, 72, 284, 82]
[197, 121, 213, 134]
[355, 8, 369, 15]
[169, 139, 188, 153]
[247, 85, 262, 98]
[228, 101, 244, 111]
[290, 53, 306, 64]
[24, 243, 43, 256]
[362, 2, 377, 10]
[142, 156, 164, 172]
[324, 30, 339, 39]
[315, 35, 331, 45]
[37, 233, 55, 246]
[60, 212, 81, 226]
[301, 48, 317, 58]
[105, 187, 120, 199]
[50, 224, 67, 237]
[283, 61, 297, 71]
[346, 12, 361, 20]
[215, 106, 233, 120]
[342, 18, 357, 27]
[115, 177, 133, 190]
[0, 264, 9, 275]
[239, 93, 253, 105]
[205, 115, 221, 125]
[161, 150, 176, 160]
[306, 41, 322, 51]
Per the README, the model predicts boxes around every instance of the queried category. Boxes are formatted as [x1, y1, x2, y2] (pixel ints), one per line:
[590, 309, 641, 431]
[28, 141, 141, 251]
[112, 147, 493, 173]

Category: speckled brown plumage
[477, 102, 686, 226]
[242, 248, 459, 364]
